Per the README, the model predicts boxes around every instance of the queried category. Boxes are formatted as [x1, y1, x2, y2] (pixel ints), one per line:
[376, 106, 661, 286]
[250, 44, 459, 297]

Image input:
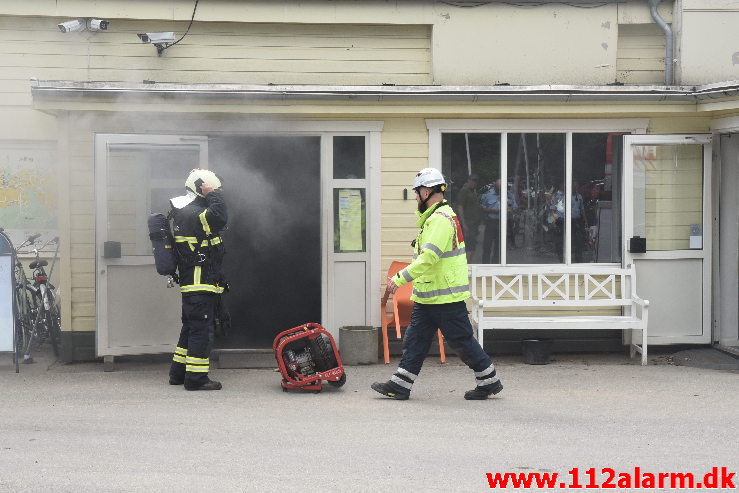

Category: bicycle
[19, 236, 62, 363]
[0, 229, 37, 371]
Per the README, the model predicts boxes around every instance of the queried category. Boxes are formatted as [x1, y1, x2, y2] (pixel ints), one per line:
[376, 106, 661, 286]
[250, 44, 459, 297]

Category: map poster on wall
[0, 142, 58, 249]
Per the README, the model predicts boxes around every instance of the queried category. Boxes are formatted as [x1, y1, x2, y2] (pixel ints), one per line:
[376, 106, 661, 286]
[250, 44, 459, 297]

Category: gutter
[29, 79, 739, 104]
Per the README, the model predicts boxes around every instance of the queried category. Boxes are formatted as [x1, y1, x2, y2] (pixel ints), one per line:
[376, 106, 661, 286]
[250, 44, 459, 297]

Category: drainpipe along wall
[648, 0, 675, 85]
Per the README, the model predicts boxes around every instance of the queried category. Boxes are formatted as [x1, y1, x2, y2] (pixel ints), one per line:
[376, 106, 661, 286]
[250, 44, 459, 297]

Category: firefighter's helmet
[185, 169, 222, 197]
[412, 168, 446, 191]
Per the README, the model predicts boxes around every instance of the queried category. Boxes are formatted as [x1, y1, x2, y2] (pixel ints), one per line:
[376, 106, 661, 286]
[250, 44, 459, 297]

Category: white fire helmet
[185, 169, 222, 197]
[170, 169, 222, 209]
[412, 167, 446, 191]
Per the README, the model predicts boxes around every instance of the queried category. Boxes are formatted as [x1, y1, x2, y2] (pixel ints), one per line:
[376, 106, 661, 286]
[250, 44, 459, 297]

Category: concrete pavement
[0, 350, 737, 492]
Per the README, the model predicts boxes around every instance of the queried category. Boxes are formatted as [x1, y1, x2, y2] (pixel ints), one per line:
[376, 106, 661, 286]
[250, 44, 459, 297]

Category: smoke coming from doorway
[211, 136, 322, 347]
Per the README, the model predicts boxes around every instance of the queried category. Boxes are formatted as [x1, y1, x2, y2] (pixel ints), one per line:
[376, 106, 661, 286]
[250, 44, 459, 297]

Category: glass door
[623, 134, 712, 344]
[95, 134, 208, 356]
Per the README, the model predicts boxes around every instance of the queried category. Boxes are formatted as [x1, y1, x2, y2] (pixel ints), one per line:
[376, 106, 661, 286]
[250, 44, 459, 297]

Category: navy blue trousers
[399, 301, 493, 376]
[169, 293, 216, 387]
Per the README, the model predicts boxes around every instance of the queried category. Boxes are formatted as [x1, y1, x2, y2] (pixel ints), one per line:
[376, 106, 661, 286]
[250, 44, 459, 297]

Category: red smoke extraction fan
[273, 323, 346, 393]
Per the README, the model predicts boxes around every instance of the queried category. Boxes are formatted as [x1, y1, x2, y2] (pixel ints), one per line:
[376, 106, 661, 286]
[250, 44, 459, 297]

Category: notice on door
[338, 189, 363, 252]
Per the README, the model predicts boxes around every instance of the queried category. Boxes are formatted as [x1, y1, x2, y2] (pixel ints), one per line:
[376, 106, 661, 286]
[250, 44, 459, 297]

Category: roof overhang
[29, 80, 739, 116]
[31, 79, 739, 102]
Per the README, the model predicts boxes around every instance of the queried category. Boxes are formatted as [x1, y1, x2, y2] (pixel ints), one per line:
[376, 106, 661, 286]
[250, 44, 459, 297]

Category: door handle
[628, 236, 646, 253]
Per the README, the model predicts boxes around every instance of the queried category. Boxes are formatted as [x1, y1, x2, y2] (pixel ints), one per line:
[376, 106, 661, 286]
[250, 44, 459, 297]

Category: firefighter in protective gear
[371, 168, 503, 400]
[168, 168, 228, 391]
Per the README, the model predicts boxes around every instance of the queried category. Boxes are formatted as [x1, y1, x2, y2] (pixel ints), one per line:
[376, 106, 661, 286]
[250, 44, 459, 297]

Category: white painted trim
[623, 134, 713, 345]
[208, 120, 384, 134]
[500, 134, 508, 264]
[565, 132, 573, 265]
[621, 135, 711, 145]
[427, 119, 647, 265]
[320, 135, 332, 335]
[710, 116, 739, 132]
[426, 119, 649, 133]
[324, 131, 378, 336]
[369, 129, 382, 328]
[95, 134, 209, 358]
[626, 250, 709, 260]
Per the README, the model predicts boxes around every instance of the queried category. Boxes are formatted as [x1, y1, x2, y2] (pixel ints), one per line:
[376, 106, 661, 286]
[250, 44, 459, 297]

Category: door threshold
[212, 348, 276, 369]
[715, 344, 739, 358]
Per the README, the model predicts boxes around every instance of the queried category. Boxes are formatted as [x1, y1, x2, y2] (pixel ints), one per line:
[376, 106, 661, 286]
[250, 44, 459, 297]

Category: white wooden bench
[469, 264, 649, 365]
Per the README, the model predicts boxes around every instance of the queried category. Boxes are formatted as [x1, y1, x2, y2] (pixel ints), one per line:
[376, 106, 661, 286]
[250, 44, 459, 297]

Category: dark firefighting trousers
[388, 301, 500, 394]
[169, 293, 216, 388]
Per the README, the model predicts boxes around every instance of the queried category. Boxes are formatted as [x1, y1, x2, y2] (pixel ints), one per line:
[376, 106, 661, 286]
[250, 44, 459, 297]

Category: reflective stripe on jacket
[393, 201, 470, 304]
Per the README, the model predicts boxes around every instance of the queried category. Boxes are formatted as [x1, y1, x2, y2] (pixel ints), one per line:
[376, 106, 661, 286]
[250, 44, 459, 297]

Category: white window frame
[426, 119, 648, 265]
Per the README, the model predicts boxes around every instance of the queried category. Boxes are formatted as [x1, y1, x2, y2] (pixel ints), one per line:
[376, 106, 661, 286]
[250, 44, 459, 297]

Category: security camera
[87, 19, 110, 32]
[58, 19, 85, 33]
[137, 32, 176, 44]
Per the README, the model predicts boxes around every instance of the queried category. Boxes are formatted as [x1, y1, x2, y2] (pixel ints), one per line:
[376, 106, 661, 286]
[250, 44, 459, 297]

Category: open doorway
[210, 136, 321, 348]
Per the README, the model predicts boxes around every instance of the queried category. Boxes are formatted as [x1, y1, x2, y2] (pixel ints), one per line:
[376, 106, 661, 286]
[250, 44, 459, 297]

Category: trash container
[521, 339, 552, 365]
[339, 326, 378, 365]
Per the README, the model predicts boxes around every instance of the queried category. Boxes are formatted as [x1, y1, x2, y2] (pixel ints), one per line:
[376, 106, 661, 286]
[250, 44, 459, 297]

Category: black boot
[371, 381, 410, 400]
[185, 379, 222, 391]
[464, 380, 503, 400]
[169, 377, 184, 385]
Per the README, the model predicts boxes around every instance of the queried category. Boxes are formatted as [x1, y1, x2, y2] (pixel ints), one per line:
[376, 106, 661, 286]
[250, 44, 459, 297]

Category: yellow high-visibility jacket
[392, 201, 470, 304]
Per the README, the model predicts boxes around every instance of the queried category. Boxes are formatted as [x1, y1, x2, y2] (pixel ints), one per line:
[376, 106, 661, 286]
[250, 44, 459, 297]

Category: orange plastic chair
[380, 261, 446, 364]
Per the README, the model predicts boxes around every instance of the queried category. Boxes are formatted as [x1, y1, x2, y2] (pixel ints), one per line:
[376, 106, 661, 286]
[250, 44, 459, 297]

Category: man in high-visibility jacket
[371, 168, 503, 400]
[168, 169, 228, 391]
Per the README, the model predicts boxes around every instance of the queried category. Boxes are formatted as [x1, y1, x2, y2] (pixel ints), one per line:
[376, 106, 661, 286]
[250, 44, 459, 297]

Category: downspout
[648, 0, 674, 85]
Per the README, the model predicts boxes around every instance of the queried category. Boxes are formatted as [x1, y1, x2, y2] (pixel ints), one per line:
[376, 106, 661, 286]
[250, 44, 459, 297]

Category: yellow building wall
[616, 24, 665, 85]
[47, 108, 723, 335]
[0, 4, 728, 340]
[679, 0, 739, 84]
[0, 16, 432, 90]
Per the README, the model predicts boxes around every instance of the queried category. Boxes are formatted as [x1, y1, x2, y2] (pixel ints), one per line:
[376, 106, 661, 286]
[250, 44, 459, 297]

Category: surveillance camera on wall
[58, 19, 85, 33]
[137, 32, 176, 44]
[87, 19, 110, 32]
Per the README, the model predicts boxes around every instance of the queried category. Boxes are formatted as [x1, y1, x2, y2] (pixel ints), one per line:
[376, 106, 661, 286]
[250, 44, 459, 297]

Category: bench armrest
[631, 295, 650, 308]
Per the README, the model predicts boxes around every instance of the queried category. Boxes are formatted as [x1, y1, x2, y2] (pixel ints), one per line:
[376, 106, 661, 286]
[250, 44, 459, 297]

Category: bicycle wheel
[46, 290, 61, 357]
[14, 285, 32, 359]
[13, 289, 24, 371]
[22, 290, 43, 362]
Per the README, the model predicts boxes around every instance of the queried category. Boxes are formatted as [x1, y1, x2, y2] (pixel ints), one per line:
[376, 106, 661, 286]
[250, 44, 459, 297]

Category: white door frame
[623, 134, 713, 344]
[94, 134, 209, 356]
[94, 123, 382, 355]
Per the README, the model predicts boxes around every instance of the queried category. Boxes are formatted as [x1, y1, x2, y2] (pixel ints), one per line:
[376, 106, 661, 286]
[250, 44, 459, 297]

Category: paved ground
[672, 348, 739, 370]
[0, 349, 737, 492]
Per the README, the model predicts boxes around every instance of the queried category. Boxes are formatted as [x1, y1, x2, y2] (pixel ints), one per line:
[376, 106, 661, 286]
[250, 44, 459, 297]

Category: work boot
[169, 377, 184, 385]
[464, 380, 503, 400]
[371, 381, 410, 400]
[185, 379, 222, 391]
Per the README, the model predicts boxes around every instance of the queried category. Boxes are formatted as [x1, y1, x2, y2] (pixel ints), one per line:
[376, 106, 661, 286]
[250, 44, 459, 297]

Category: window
[442, 130, 624, 265]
